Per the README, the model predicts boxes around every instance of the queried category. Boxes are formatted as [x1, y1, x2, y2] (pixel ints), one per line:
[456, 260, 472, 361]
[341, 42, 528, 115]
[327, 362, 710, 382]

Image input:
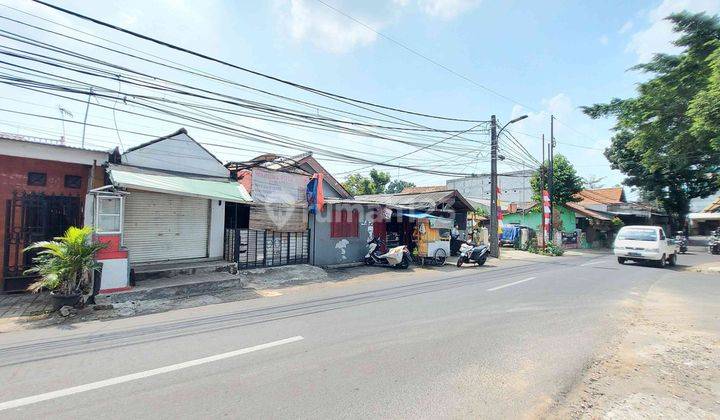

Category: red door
[372, 208, 387, 253]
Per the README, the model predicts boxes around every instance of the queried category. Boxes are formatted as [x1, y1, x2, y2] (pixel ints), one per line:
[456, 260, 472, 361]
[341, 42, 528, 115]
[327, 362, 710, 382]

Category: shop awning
[109, 166, 252, 203]
[403, 212, 454, 228]
[404, 212, 442, 220]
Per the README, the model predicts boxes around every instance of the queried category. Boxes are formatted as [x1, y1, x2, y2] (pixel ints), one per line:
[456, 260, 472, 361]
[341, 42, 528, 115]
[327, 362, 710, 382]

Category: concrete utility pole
[548, 115, 555, 241]
[541, 133, 546, 245]
[489, 114, 528, 258]
[81, 88, 93, 148]
[490, 115, 499, 258]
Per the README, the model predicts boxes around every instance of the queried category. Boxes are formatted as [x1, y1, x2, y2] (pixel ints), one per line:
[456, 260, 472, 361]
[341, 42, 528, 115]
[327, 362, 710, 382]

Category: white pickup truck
[614, 225, 679, 267]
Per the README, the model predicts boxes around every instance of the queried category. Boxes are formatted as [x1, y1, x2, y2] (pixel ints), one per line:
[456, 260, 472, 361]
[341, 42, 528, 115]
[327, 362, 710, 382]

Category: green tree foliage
[342, 169, 392, 195]
[385, 179, 416, 194]
[530, 154, 584, 205]
[583, 12, 720, 222]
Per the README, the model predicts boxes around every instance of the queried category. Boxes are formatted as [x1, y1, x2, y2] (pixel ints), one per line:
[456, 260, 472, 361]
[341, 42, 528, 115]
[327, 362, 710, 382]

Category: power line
[31, 0, 489, 124]
[0, 29, 488, 152]
[313, 0, 536, 111]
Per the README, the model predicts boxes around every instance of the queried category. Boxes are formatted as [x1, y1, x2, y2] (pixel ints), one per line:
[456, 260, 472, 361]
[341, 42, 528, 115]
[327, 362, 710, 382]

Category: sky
[1, 0, 719, 194]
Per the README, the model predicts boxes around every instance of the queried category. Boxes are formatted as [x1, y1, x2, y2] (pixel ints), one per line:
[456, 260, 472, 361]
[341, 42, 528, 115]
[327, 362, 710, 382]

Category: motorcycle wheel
[398, 254, 410, 269]
[364, 256, 375, 266]
[456, 257, 464, 267]
[477, 255, 487, 266]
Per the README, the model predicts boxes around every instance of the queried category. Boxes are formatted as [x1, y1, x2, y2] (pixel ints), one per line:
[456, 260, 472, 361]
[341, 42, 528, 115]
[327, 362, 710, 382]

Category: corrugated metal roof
[354, 190, 473, 211]
[109, 165, 252, 203]
[565, 202, 612, 221]
[400, 186, 447, 194]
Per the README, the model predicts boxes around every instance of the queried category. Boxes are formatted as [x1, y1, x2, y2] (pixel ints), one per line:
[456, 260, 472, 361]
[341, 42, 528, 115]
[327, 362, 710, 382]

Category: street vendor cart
[408, 213, 452, 266]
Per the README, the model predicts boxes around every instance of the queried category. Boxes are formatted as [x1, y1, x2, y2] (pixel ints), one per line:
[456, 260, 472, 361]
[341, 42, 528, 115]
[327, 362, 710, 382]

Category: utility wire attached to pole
[489, 114, 528, 258]
[80, 87, 92, 148]
[490, 115, 499, 258]
[548, 115, 555, 242]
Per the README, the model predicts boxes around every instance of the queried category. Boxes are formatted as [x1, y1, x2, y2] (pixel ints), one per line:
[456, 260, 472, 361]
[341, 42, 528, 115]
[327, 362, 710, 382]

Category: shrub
[24, 226, 106, 294]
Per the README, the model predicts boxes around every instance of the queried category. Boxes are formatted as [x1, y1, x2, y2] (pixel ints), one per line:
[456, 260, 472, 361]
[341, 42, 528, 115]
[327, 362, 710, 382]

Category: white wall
[447, 170, 535, 204]
[122, 131, 229, 178]
[208, 199, 226, 259]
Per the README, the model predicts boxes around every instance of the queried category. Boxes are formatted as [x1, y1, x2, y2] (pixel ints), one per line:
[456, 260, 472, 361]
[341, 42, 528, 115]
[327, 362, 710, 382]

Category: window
[96, 196, 122, 234]
[617, 228, 657, 242]
[27, 172, 46, 186]
[331, 208, 359, 238]
[64, 175, 82, 189]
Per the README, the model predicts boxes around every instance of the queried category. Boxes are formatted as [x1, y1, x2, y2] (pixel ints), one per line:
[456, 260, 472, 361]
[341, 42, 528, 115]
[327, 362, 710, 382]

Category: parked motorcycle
[708, 234, 720, 255]
[456, 240, 489, 267]
[365, 237, 412, 269]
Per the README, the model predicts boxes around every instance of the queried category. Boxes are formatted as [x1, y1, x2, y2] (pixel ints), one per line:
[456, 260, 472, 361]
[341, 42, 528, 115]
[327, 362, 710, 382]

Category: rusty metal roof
[354, 190, 473, 211]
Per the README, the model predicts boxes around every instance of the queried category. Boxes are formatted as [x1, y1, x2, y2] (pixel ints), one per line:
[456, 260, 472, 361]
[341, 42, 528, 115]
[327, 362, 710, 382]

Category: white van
[613, 225, 678, 267]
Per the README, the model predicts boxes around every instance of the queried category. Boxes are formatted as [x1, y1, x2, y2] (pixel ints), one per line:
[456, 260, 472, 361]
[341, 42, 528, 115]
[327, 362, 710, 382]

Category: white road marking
[0, 336, 304, 412]
[580, 259, 606, 267]
[487, 277, 536, 291]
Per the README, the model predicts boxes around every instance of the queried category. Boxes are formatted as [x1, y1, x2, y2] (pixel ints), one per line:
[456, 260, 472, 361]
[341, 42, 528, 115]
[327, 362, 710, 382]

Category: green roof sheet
[109, 166, 252, 203]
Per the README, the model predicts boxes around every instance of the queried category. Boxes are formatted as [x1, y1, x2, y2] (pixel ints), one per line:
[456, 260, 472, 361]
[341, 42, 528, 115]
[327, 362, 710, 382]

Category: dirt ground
[549, 286, 720, 419]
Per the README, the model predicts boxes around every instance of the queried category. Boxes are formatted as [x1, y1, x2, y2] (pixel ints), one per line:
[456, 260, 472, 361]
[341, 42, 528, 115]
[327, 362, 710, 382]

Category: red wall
[0, 155, 92, 287]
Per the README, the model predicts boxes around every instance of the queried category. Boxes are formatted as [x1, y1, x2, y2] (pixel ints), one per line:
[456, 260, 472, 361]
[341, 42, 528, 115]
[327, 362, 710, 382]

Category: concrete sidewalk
[0, 292, 52, 320]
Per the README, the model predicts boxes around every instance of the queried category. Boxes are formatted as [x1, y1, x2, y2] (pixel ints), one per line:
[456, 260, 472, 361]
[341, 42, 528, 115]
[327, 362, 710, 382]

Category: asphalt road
[0, 247, 718, 419]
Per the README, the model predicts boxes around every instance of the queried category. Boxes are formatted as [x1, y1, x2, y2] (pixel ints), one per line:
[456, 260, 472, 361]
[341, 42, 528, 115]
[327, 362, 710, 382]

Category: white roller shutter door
[124, 190, 209, 263]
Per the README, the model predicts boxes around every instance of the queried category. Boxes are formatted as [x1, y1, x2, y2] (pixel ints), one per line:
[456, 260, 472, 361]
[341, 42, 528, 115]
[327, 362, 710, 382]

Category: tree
[583, 12, 720, 223]
[530, 154, 584, 205]
[582, 175, 606, 190]
[385, 179, 416, 194]
[342, 169, 391, 195]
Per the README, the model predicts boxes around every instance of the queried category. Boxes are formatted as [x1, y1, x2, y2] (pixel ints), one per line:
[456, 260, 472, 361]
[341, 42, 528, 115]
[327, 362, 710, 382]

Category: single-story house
[502, 202, 577, 234]
[88, 129, 252, 292]
[0, 133, 109, 292]
[353, 189, 473, 256]
[227, 152, 362, 267]
[688, 195, 720, 235]
[575, 187, 669, 228]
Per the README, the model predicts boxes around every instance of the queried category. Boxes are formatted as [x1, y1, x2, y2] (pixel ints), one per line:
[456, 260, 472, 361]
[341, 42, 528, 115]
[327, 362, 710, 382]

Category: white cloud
[599, 35, 609, 45]
[417, 0, 481, 20]
[504, 93, 621, 183]
[626, 0, 720, 62]
[274, 0, 481, 53]
[618, 20, 634, 34]
[277, 0, 381, 54]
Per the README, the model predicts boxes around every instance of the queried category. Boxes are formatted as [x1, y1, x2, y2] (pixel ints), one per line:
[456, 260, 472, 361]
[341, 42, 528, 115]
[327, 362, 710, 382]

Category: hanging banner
[306, 173, 325, 214]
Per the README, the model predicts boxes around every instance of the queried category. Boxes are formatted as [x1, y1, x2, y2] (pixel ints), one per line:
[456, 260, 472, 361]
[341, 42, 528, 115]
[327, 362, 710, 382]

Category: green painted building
[502, 205, 576, 233]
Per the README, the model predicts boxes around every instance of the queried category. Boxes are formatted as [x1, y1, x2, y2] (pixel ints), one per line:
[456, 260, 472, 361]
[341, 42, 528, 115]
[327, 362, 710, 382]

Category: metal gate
[3, 192, 82, 292]
[224, 228, 310, 269]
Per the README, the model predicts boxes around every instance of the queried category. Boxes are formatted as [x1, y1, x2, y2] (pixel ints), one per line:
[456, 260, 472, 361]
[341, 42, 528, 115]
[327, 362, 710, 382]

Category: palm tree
[24, 226, 106, 296]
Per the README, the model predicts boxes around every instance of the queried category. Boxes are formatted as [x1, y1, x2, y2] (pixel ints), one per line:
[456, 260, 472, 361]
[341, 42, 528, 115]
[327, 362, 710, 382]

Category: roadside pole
[548, 115, 555, 242]
[541, 133, 546, 247]
[489, 115, 499, 258]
